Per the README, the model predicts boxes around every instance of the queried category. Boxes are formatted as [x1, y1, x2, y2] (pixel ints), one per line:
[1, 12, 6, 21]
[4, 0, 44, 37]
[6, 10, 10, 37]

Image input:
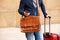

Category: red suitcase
[57, 34, 60, 40]
[43, 16, 57, 40]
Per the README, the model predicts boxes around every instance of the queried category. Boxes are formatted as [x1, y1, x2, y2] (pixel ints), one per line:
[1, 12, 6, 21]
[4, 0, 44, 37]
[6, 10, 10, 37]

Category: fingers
[24, 12, 30, 17]
[46, 15, 51, 18]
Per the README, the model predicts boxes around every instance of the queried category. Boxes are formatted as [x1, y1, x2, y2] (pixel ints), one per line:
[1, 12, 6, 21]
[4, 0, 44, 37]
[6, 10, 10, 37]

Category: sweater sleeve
[39, 0, 48, 17]
[18, 0, 25, 16]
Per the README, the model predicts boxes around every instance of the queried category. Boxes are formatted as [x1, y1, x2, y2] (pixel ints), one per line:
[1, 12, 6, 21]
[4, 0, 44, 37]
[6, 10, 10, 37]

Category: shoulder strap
[36, 0, 39, 7]
[36, 0, 40, 16]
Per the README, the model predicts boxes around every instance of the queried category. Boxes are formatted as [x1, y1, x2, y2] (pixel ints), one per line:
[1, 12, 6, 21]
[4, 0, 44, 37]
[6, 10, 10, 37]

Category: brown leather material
[20, 16, 40, 32]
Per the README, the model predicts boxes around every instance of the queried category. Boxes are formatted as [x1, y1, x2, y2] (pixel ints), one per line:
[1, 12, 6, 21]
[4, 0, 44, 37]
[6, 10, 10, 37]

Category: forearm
[18, 9, 24, 16]
[18, 0, 25, 16]
[41, 3, 47, 17]
[39, 0, 47, 17]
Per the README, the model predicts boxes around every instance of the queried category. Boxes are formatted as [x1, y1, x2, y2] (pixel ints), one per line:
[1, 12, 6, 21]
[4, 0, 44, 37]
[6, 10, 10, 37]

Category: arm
[18, 0, 25, 16]
[39, 0, 48, 17]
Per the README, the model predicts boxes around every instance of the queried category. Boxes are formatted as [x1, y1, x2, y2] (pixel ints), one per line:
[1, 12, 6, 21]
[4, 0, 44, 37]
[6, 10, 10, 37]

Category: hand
[46, 15, 51, 18]
[24, 12, 30, 17]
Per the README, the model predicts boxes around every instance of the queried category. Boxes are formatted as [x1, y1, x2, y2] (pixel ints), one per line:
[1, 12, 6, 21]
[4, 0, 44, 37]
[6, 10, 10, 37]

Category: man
[18, 0, 49, 40]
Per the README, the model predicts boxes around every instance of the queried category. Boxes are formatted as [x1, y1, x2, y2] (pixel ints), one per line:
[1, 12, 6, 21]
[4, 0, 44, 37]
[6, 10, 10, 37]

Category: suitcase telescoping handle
[44, 16, 51, 34]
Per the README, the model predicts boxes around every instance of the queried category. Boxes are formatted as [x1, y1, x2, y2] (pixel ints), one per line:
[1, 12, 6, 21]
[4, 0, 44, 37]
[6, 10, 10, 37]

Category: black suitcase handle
[44, 16, 51, 37]
[44, 16, 51, 33]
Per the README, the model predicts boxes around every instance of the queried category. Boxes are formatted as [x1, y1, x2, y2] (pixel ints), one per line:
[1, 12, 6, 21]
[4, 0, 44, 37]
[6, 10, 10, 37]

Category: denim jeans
[25, 27, 43, 40]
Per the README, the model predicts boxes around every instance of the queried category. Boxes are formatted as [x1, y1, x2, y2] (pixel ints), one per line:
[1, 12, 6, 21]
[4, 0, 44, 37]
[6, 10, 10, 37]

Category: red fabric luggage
[43, 16, 58, 40]
[57, 34, 60, 40]
[44, 33, 57, 40]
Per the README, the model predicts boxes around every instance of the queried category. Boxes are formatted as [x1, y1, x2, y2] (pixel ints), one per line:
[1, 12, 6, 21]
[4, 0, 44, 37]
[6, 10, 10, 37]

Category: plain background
[0, 0, 60, 27]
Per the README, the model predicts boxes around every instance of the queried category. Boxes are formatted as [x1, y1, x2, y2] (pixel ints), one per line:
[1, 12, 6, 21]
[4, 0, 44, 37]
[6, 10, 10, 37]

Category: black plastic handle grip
[48, 16, 51, 19]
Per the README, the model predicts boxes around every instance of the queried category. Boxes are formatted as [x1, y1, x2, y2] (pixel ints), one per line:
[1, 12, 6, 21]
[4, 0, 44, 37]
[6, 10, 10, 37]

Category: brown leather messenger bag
[20, 16, 40, 32]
